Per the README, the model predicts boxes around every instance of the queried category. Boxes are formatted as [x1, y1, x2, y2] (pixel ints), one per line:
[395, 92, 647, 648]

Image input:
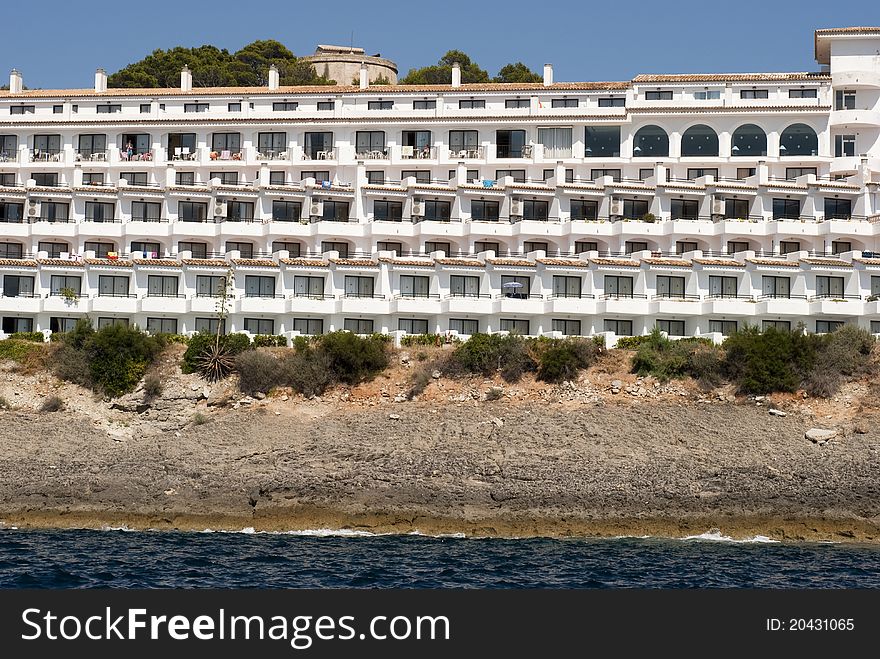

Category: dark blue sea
[1, 528, 879, 588]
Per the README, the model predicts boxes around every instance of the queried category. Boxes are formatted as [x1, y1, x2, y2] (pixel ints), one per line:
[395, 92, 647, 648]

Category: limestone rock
[805, 428, 837, 444]
[769, 409, 786, 417]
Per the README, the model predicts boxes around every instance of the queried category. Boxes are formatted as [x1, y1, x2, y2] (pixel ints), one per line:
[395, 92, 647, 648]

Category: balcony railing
[209, 149, 243, 161]
[119, 149, 155, 162]
[757, 294, 809, 300]
[448, 146, 484, 159]
[599, 293, 649, 300]
[170, 148, 199, 161]
[542, 146, 571, 159]
[356, 149, 389, 160]
[302, 149, 335, 160]
[808, 294, 862, 301]
[30, 150, 63, 162]
[256, 149, 290, 161]
[401, 146, 437, 159]
[75, 150, 109, 162]
[651, 293, 702, 301]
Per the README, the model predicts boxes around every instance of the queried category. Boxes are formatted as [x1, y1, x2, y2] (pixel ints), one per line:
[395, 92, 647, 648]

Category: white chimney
[180, 65, 192, 92]
[359, 62, 368, 89]
[451, 62, 461, 88]
[94, 68, 107, 93]
[9, 69, 22, 94]
[268, 64, 279, 90]
[543, 63, 553, 86]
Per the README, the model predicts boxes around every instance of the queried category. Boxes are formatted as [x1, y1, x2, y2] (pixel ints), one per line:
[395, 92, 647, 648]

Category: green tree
[493, 62, 542, 83]
[400, 50, 489, 84]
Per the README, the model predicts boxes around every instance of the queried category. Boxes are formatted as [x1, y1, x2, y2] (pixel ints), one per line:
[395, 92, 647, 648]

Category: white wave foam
[681, 530, 780, 544]
[99, 525, 136, 532]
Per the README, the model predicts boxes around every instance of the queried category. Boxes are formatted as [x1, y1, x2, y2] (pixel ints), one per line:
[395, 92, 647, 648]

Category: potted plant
[640, 213, 657, 223]
[59, 286, 78, 304]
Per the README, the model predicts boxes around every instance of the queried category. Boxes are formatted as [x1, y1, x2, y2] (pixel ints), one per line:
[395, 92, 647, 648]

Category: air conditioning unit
[711, 195, 725, 216]
[27, 199, 41, 218]
[609, 197, 622, 216]
[213, 199, 227, 217]
[309, 200, 324, 217]
[510, 198, 523, 216]
[411, 199, 424, 216]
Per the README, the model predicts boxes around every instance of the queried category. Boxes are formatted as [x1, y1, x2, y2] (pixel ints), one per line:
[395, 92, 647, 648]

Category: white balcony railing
[30, 150, 64, 163]
[401, 145, 437, 159]
[75, 150, 108, 162]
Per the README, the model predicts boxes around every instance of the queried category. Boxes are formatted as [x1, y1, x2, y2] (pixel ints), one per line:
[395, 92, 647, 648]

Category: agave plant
[196, 339, 236, 382]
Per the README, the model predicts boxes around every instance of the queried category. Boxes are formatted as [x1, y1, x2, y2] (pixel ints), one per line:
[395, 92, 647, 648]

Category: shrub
[319, 332, 390, 384]
[722, 325, 819, 394]
[802, 325, 875, 397]
[401, 333, 460, 347]
[536, 338, 602, 383]
[9, 331, 44, 343]
[614, 335, 655, 350]
[143, 371, 163, 399]
[450, 333, 536, 382]
[0, 339, 45, 364]
[252, 334, 288, 348]
[236, 350, 283, 395]
[40, 396, 64, 413]
[182, 332, 251, 374]
[192, 413, 208, 425]
[0, 396, 11, 410]
[278, 348, 334, 397]
[485, 387, 504, 401]
[631, 329, 719, 383]
[52, 344, 93, 387]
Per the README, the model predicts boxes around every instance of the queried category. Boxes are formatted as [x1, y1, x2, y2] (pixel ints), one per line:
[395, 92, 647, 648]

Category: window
[178, 201, 208, 222]
[570, 200, 598, 221]
[622, 199, 649, 220]
[834, 134, 856, 158]
[687, 168, 718, 180]
[731, 124, 767, 157]
[671, 199, 699, 220]
[831, 240, 852, 255]
[398, 318, 429, 334]
[709, 319, 737, 335]
[779, 240, 800, 254]
[552, 319, 581, 336]
[272, 102, 298, 111]
[873, 321, 880, 334]
[419, 200, 449, 222]
[471, 200, 500, 221]
[38, 202, 69, 222]
[1, 317, 33, 333]
[228, 102, 241, 112]
[53, 105, 63, 114]
[302, 171, 330, 182]
[303, 132, 333, 159]
[413, 100, 436, 110]
[537, 127, 572, 158]
[322, 200, 350, 222]
[522, 199, 549, 221]
[97, 275, 129, 297]
[366, 171, 385, 184]
[257, 132, 287, 157]
[399, 275, 431, 298]
[676, 241, 698, 254]
[244, 276, 276, 298]
[708, 276, 738, 298]
[815, 276, 845, 298]
[244, 318, 274, 335]
[449, 318, 479, 334]
[377, 242, 403, 254]
[139, 104, 151, 113]
[84, 201, 114, 222]
[681, 125, 719, 156]
[693, 90, 721, 100]
[10, 105, 35, 114]
[598, 97, 625, 107]
[425, 241, 451, 255]
[355, 131, 386, 156]
[632, 125, 669, 157]
[2, 275, 34, 297]
[38, 242, 67, 258]
[401, 170, 431, 183]
[552, 276, 582, 298]
[120, 133, 151, 155]
[46, 317, 73, 332]
[368, 100, 393, 110]
[835, 90, 856, 110]
[269, 171, 286, 186]
[772, 198, 801, 220]
[495, 130, 527, 158]
[147, 275, 179, 297]
[459, 99, 485, 109]
[522, 242, 547, 255]
[0, 134, 17, 160]
[790, 88, 817, 98]
[785, 167, 817, 179]
[225, 201, 253, 222]
[401, 130, 432, 155]
[871, 276, 880, 298]
[552, 98, 578, 108]
[175, 171, 195, 186]
[645, 90, 673, 100]
[121, 172, 148, 186]
[82, 173, 104, 185]
[736, 167, 756, 179]
[495, 169, 526, 182]
[656, 275, 686, 298]
[604, 275, 633, 297]
[271, 201, 301, 222]
[292, 276, 324, 298]
[184, 103, 209, 113]
[211, 132, 241, 155]
[575, 241, 598, 254]
[317, 101, 335, 111]
[272, 241, 301, 256]
[474, 241, 500, 254]
[657, 319, 686, 336]
[0, 203, 24, 223]
[196, 275, 226, 297]
[194, 318, 225, 334]
[144, 318, 176, 333]
[50, 275, 81, 297]
[449, 130, 479, 155]
[210, 172, 239, 186]
[565, 169, 574, 183]
[500, 319, 529, 334]
[449, 275, 480, 297]
[292, 318, 323, 335]
[505, 99, 530, 109]
[77, 134, 107, 158]
[816, 320, 844, 334]
[824, 198, 852, 220]
[129, 201, 161, 223]
[225, 241, 253, 258]
[178, 241, 207, 259]
[131, 241, 160, 257]
[584, 126, 620, 157]
[501, 275, 530, 298]
[604, 319, 633, 335]
[344, 276, 375, 297]
[0, 174, 16, 187]
[727, 241, 749, 253]
[740, 89, 768, 99]
[779, 124, 818, 156]
[32, 173, 59, 186]
[374, 201, 403, 221]
[85, 242, 116, 258]
[321, 241, 349, 257]
[343, 318, 374, 334]
[591, 168, 621, 181]
[95, 103, 123, 114]
[763, 320, 791, 331]
[762, 276, 790, 298]
[34, 134, 62, 155]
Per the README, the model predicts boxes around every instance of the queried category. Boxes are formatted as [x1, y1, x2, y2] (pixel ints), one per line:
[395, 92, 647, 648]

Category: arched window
[632, 125, 669, 157]
[779, 124, 818, 156]
[731, 124, 767, 157]
[681, 124, 719, 156]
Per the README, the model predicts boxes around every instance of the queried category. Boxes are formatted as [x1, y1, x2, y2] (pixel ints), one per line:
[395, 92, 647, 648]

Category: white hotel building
[1, 27, 880, 342]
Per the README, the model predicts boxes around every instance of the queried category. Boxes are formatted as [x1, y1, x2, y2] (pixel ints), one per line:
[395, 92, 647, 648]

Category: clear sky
[2, 0, 878, 88]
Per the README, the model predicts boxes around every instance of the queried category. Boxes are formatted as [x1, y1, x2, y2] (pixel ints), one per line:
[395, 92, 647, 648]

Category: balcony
[545, 294, 596, 314]
[400, 145, 437, 160]
[301, 149, 335, 161]
[443, 293, 493, 314]
[829, 108, 880, 128]
[832, 70, 880, 89]
[208, 149, 244, 162]
[599, 293, 649, 315]
[119, 149, 155, 163]
[755, 294, 809, 315]
[702, 295, 757, 316]
[237, 294, 287, 314]
[75, 150, 109, 162]
[393, 294, 441, 314]
[338, 294, 390, 314]
[0, 294, 41, 314]
[43, 293, 87, 313]
[170, 148, 200, 162]
[447, 146, 485, 160]
[356, 148, 389, 160]
[256, 149, 291, 161]
[30, 150, 64, 163]
[807, 295, 864, 316]
[650, 293, 703, 315]
[140, 295, 187, 314]
[288, 294, 337, 314]
[91, 294, 138, 314]
[189, 295, 223, 314]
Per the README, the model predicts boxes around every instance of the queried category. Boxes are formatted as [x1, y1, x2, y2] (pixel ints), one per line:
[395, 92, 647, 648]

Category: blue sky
[3, 0, 878, 88]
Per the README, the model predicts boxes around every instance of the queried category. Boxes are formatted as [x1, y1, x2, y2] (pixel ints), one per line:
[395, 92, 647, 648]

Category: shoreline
[2, 508, 879, 543]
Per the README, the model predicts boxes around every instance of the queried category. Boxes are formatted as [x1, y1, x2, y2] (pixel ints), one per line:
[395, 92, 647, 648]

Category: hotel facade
[1, 27, 880, 343]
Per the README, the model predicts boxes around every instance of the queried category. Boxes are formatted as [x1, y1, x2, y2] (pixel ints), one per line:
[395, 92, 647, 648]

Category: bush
[0, 396, 11, 410]
[143, 371, 163, 399]
[192, 413, 208, 425]
[278, 348, 334, 397]
[450, 333, 536, 382]
[536, 338, 602, 383]
[802, 325, 875, 397]
[722, 325, 819, 394]
[252, 334, 288, 348]
[0, 339, 45, 364]
[182, 332, 251, 374]
[9, 331, 44, 343]
[40, 396, 64, 413]
[236, 350, 283, 395]
[400, 333, 460, 347]
[52, 344, 93, 388]
[319, 332, 390, 385]
[614, 335, 655, 350]
[631, 329, 719, 383]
